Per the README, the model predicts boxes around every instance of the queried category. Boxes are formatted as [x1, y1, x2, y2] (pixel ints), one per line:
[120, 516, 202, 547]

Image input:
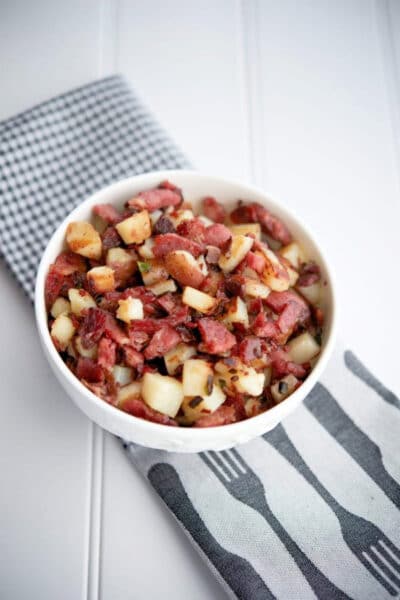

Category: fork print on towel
[264, 424, 400, 597]
[201, 449, 350, 600]
[305, 382, 400, 509]
[148, 462, 275, 600]
[344, 350, 400, 411]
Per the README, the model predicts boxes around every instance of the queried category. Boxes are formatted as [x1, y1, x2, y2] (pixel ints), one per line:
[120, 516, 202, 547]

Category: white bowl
[35, 170, 337, 452]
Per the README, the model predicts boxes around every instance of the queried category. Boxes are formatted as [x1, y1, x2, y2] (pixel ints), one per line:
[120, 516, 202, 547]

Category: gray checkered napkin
[1, 75, 399, 600]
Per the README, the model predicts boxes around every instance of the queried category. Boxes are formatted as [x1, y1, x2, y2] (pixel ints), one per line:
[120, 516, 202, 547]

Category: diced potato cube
[112, 365, 133, 386]
[271, 374, 299, 403]
[116, 298, 144, 323]
[287, 266, 299, 287]
[260, 247, 290, 292]
[106, 247, 136, 270]
[228, 223, 261, 240]
[75, 336, 98, 359]
[137, 237, 155, 259]
[183, 359, 213, 396]
[264, 365, 272, 387]
[279, 242, 306, 269]
[68, 288, 96, 316]
[218, 234, 253, 273]
[66, 221, 102, 260]
[164, 343, 197, 375]
[182, 384, 226, 423]
[297, 283, 321, 305]
[242, 267, 258, 280]
[214, 357, 241, 376]
[142, 372, 183, 417]
[215, 360, 265, 396]
[150, 209, 163, 225]
[168, 209, 194, 227]
[198, 215, 214, 227]
[50, 297, 71, 318]
[139, 259, 169, 286]
[233, 367, 265, 396]
[165, 250, 205, 288]
[87, 266, 115, 293]
[244, 397, 264, 418]
[106, 247, 137, 286]
[147, 279, 177, 296]
[67, 342, 77, 359]
[287, 332, 320, 364]
[115, 210, 151, 244]
[182, 286, 217, 313]
[263, 234, 282, 251]
[243, 279, 271, 299]
[196, 254, 209, 276]
[224, 296, 249, 328]
[51, 314, 76, 351]
[117, 381, 142, 406]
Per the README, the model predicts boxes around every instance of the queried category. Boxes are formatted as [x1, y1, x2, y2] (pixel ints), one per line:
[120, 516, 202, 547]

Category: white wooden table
[1, 1, 399, 598]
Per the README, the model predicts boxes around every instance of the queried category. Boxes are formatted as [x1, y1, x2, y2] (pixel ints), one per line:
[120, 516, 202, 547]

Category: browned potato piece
[223, 296, 249, 328]
[51, 314, 76, 351]
[279, 242, 306, 269]
[106, 248, 137, 285]
[260, 247, 290, 292]
[165, 250, 205, 288]
[147, 279, 177, 296]
[139, 259, 169, 286]
[228, 223, 261, 240]
[50, 297, 71, 318]
[182, 286, 217, 313]
[87, 266, 115, 293]
[116, 210, 151, 244]
[66, 221, 102, 260]
[182, 384, 226, 423]
[117, 381, 142, 407]
[218, 234, 253, 273]
[142, 373, 184, 417]
[164, 343, 197, 375]
[243, 279, 270, 299]
[116, 297, 144, 323]
[137, 238, 155, 259]
[68, 288, 96, 316]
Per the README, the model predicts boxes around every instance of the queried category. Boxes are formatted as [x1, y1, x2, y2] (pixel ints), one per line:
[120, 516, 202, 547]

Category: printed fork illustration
[265, 424, 400, 597]
[201, 448, 350, 599]
[345, 350, 400, 411]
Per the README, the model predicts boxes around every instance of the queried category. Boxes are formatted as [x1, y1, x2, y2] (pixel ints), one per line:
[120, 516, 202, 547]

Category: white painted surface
[0, 0, 399, 598]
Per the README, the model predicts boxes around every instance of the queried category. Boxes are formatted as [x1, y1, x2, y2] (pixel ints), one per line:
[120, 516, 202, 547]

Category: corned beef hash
[46, 181, 324, 427]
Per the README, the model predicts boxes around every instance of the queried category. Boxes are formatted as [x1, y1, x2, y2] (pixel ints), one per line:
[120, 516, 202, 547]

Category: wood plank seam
[86, 1, 119, 598]
[85, 424, 104, 600]
[239, 0, 267, 187]
[375, 0, 400, 189]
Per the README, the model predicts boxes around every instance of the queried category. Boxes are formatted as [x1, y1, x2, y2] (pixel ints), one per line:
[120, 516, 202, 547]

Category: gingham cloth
[1, 75, 399, 600]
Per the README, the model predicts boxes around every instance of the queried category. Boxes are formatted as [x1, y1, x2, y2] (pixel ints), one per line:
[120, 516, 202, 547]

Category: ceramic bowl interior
[35, 170, 336, 452]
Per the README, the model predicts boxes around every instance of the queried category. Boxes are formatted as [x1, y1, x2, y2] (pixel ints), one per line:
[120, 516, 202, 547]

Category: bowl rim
[35, 169, 337, 443]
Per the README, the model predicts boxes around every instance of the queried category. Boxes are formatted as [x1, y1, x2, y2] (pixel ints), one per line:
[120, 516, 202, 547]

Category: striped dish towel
[1, 75, 399, 600]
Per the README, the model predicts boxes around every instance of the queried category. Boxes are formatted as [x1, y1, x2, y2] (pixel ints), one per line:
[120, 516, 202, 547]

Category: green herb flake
[189, 396, 203, 409]
[218, 379, 227, 390]
[138, 261, 151, 274]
